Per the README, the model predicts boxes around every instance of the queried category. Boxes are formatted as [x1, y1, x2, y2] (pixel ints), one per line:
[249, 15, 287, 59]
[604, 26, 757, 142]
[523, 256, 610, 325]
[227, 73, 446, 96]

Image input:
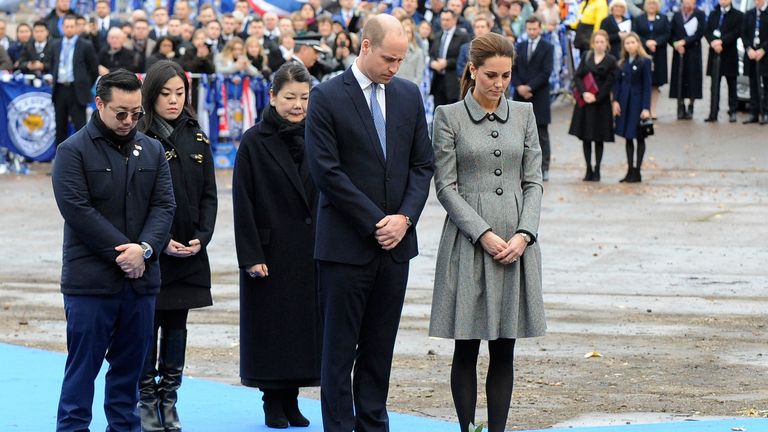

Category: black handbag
[574, 23, 594, 52]
[638, 118, 654, 138]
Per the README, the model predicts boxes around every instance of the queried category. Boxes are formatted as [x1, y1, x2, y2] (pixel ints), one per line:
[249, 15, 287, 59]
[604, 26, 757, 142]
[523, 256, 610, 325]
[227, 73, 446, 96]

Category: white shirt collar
[761, 2, 768, 12]
[351, 58, 374, 91]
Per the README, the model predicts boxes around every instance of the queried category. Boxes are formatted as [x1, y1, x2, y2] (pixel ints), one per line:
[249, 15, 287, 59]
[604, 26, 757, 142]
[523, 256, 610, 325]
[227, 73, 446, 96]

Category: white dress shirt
[351, 58, 386, 120]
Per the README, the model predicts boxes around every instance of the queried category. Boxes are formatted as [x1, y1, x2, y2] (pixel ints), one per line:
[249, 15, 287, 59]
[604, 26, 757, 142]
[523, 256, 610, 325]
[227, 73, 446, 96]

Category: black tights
[451, 339, 517, 432]
[625, 137, 646, 169]
[582, 140, 604, 169]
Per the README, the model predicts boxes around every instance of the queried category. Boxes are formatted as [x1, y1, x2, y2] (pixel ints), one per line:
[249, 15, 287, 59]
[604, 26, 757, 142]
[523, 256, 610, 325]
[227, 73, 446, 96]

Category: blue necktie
[370, 83, 386, 159]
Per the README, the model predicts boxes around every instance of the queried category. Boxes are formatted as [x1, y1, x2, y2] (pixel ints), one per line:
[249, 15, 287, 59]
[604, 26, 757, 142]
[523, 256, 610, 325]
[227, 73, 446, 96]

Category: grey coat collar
[462, 90, 510, 124]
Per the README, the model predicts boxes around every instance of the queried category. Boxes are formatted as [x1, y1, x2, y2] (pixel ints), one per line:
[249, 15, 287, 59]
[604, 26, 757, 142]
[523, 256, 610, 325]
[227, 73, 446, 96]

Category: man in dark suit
[430, 9, 471, 108]
[305, 14, 434, 432]
[93, 0, 121, 49]
[52, 69, 175, 432]
[18, 21, 53, 76]
[705, 0, 744, 122]
[742, 0, 768, 124]
[51, 14, 99, 146]
[512, 17, 554, 180]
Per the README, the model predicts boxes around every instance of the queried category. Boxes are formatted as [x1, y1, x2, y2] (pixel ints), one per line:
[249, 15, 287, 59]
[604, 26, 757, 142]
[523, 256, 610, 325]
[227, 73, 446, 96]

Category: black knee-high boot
[262, 389, 289, 429]
[281, 388, 309, 427]
[158, 329, 187, 431]
[138, 333, 163, 431]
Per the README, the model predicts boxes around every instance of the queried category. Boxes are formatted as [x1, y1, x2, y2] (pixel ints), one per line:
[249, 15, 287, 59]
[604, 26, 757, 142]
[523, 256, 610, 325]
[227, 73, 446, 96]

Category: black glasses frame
[109, 106, 145, 122]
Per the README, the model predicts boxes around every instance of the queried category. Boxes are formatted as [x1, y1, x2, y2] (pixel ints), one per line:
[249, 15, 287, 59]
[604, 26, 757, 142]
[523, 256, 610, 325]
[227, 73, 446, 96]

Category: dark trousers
[57, 283, 156, 432]
[537, 124, 550, 172]
[317, 252, 409, 432]
[748, 68, 768, 116]
[709, 74, 738, 115]
[54, 84, 87, 146]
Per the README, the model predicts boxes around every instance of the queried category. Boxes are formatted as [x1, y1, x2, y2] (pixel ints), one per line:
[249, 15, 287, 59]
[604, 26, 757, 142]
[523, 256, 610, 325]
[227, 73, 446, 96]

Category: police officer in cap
[290, 33, 331, 85]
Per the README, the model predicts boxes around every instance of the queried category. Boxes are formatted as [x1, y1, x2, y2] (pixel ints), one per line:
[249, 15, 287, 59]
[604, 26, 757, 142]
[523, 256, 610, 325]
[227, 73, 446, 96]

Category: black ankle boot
[281, 389, 310, 427]
[138, 337, 163, 432]
[591, 166, 601, 181]
[583, 166, 593, 181]
[626, 168, 642, 183]
[686, 103, 694, 119]
[677, 101, 686, 120]
[619, 166, 632, 182]
[158, 329, 187, 431]
[262, 390, 289, 429]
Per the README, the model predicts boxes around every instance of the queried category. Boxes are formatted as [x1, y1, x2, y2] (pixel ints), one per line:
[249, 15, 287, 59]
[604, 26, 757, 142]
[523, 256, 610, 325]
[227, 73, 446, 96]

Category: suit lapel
[342, 70, 386, 166]
[262, 133, 310, 210]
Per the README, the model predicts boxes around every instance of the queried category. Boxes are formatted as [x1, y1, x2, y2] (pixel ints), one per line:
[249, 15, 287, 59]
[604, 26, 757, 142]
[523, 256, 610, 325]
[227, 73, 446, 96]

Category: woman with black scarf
[137, 60, 218, 432]
[232, 62, 320, 429]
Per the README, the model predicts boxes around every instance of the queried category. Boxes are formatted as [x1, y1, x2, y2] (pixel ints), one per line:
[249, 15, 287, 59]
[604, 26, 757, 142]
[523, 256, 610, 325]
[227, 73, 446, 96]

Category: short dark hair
[63, 14, 78, 23]
[440, 9, 457, 18]
[525, 16, 541, 26]
[33, 20, 48, 30]
[271, 62, 312, 95]
[96, 69, 142, 104]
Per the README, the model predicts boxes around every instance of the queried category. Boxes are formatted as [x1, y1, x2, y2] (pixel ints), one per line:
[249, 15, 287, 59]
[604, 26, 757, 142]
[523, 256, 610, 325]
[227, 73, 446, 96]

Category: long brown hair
[618, 32, 651, 66]
[459, 32, 515, 99]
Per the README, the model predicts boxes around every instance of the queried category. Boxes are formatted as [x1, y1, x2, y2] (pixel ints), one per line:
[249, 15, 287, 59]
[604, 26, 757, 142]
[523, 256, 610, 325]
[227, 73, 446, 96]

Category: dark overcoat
[232, 118, 321, 388]
[669, 9, 706, 99]
[614, 57, 652, 139]
[144, 116, 218, 310]
[511, 38, 554, 125]
[705, 5, 744, 78]
[633, 14, 671, 86]
[568, 52, 618, 142]
[51, 120, 176, 296]
[601, 15, 630, 60]
[742, 6, 768, 76]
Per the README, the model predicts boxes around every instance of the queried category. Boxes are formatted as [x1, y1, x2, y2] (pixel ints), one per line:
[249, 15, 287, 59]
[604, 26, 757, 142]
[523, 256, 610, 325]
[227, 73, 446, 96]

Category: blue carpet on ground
[1, 343, 767, 432]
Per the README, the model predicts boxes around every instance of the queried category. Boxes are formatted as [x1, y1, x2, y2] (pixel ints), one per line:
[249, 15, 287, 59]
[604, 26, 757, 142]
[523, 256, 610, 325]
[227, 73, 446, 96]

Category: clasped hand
[375, 215, 409, 250]
[115, 243, 145, 279]
[165, 239, 202, 257]
[479, 231, 528, 265]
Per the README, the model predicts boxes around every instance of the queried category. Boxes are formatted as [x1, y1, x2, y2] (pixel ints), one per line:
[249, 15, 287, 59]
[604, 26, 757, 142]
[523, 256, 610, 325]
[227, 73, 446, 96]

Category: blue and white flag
[0, 80, 56, 162]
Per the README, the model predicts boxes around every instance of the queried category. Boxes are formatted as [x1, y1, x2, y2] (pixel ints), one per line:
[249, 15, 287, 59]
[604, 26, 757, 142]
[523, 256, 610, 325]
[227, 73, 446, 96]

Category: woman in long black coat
[569, 30, 618, 182]
[632, 0, 670, 118]
[669, 0, 706, 119]
[138, 60, 218, 432]
[600, 0, 631, 59]
[232, 62, 320, 429]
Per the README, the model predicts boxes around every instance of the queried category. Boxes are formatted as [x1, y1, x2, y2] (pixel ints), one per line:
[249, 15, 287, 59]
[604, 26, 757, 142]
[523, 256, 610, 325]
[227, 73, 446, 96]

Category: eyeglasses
[109, 106, 145, 122]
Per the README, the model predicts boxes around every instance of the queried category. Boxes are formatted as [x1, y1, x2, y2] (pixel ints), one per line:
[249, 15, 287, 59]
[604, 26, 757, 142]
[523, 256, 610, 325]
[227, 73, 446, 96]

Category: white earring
[471, 74, 476, 80]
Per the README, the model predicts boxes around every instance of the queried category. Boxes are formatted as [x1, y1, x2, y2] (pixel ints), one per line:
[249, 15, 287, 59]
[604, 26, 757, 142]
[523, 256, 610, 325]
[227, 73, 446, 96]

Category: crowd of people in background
[0, 0, 765, 179]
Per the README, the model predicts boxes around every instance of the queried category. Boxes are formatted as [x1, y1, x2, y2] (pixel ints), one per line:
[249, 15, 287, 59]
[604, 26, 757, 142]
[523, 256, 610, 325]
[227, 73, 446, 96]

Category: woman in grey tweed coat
[429, 32, 546, 432]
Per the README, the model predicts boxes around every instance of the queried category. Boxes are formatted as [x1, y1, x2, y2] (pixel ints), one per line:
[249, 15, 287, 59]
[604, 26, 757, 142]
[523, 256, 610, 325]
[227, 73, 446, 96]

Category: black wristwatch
[140, 242, 153, 260]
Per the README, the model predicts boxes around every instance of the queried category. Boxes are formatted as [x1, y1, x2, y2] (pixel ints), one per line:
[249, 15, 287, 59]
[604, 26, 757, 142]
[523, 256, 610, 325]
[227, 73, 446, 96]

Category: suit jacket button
[494, 169, 502, 176]
[494, 149, 501, 157]
[305, 217, 312, 225]
[491, 131, 499, 138]
[495, 188, 503, 195]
